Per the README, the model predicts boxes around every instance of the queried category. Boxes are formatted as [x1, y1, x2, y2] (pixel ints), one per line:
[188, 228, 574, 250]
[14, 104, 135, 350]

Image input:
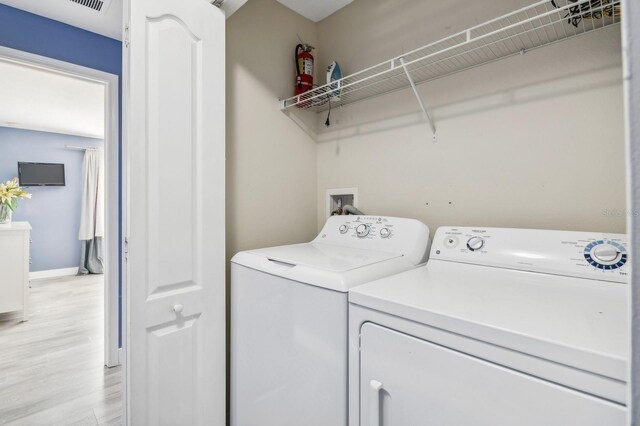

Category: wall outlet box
[326, 187, 358, 218]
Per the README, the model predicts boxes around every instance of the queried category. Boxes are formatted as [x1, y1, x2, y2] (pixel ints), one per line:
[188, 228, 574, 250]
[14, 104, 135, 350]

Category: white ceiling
[0, 58, 105, 139]
[0, 0, 123, 40]
[276, 0, 353, 22]
[220, 0, 248, 18]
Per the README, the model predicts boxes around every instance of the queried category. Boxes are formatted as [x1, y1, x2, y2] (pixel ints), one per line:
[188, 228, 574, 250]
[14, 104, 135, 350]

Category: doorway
[0, 46, 122, 422]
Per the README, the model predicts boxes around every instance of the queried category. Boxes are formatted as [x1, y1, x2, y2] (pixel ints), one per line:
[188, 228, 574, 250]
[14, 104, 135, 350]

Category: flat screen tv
[18, 162, 66, 186]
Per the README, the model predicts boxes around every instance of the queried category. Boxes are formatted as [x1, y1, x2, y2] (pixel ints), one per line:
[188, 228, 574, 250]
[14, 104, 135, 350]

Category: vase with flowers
[0, 178, 31, 225]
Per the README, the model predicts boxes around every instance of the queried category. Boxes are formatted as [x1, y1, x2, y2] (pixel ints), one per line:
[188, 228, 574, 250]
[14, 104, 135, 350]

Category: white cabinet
[0, 222, 31, 321]
[359, 323, 625, 426]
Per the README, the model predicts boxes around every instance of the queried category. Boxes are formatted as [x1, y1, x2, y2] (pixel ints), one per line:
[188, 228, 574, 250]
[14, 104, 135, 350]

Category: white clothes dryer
[349, 226, 628, 426]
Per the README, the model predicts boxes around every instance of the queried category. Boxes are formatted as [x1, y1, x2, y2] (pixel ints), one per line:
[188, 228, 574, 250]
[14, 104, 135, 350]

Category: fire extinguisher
[295, 43, 314, 101]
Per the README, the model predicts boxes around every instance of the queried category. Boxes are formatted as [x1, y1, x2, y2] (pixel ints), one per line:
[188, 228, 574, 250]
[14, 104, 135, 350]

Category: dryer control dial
[593, 245, 621, 263]
[584, 240, 627, 270]
[467, 236, 485, 251]
[356, 224, 370, 238]
[379, 228, 391, 238]
[339, 224, 349, 234]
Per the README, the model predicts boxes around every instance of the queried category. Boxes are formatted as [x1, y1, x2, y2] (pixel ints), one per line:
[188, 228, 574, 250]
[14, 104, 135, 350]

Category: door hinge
[211, 0, 224, 7]
[124, 237, 129, 261]
[124, 24, 130, 48]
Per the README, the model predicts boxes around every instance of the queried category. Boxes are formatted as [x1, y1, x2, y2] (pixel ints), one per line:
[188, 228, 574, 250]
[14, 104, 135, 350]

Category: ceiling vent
[69, 0, 113, 14]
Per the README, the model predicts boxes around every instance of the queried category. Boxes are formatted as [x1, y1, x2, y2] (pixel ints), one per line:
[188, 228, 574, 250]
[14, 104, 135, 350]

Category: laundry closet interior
[228, 0, 624, 246]
[227, 0, 630, 425]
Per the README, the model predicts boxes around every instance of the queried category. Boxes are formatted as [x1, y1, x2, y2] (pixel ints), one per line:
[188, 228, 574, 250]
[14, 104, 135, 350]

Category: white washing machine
[349, 227, 629, 426]
[231, 215, 430, 426]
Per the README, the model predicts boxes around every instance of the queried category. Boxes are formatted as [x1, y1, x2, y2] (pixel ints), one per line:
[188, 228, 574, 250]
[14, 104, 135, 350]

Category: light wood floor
[0, 275, 122, 425]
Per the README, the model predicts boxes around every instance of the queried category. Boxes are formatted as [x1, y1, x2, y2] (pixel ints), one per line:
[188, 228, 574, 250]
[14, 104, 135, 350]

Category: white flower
[0, 178, 32, 210]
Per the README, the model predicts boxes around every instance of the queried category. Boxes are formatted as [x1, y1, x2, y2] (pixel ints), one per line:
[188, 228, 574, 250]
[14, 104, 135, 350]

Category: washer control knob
[380, 228, 391, 238]
[467, 237, 485, 251]
[339, 224, 348, 234]
[593, 245, 621, 263]
[444, 236, 458, 249]
[356, 224, 370, 238]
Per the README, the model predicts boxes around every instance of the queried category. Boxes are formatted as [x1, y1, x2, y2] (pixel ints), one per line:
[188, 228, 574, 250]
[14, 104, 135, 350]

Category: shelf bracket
[278, 102, 318, 142]
[399, 57, 437, 142]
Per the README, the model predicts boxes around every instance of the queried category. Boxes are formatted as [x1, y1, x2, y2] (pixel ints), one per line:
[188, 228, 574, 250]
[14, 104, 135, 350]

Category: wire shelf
[279, 0, 621, 114]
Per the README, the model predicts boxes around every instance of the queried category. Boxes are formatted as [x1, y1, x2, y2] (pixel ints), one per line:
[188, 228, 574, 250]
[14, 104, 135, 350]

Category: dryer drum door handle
[369, 379, 383, 426]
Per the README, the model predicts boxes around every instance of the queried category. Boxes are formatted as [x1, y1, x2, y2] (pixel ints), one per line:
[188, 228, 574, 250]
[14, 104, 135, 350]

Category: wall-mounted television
[18, 162, 66, 186]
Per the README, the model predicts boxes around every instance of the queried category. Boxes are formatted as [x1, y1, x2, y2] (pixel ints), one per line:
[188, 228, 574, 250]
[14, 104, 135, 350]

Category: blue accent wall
[0, 4, 122, 345]
[0, 127, 103, 271]
[0, 5, 122, 76]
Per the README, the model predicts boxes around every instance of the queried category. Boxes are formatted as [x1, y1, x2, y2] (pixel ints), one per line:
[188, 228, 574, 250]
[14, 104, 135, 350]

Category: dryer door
[359, 323, 625, 426]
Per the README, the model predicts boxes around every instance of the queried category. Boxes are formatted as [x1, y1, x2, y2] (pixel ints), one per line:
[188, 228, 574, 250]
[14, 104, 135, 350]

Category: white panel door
[360, 323, 625, 426]
[125, 0, 225, 424]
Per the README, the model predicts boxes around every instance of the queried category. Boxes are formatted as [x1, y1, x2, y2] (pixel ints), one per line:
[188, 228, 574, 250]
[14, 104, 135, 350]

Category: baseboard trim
[29, 267, 79, 280]
[0, 311, 24, 322]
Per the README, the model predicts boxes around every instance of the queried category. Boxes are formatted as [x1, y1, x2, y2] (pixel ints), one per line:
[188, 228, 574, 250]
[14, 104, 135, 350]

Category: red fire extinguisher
[295, 43, 314, 104]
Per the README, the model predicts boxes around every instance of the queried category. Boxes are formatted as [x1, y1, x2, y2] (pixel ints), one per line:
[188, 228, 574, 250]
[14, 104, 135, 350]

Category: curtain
[78, 149, 104, 275]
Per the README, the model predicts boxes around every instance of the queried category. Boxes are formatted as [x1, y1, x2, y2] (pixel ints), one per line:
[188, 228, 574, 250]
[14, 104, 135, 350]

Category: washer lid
[231, 242, 412, 292]
[247, 242, 400, 272]
[349, 260, 628, 383]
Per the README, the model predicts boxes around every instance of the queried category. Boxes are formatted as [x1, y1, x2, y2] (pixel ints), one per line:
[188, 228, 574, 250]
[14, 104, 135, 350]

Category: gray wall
[315, 0, 626, 235]
[0, 126, 103, 271]
[226, 0, 318, 258]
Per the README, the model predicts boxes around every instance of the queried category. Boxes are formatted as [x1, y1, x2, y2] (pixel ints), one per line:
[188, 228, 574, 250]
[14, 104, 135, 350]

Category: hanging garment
[78, 149, 105, 275]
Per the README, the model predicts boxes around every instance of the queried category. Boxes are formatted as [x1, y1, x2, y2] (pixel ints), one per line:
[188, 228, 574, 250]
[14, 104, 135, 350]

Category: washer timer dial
[466, 236, 485, 252]
[583, 240, 627, 270]
[356, 224, 370, 238]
